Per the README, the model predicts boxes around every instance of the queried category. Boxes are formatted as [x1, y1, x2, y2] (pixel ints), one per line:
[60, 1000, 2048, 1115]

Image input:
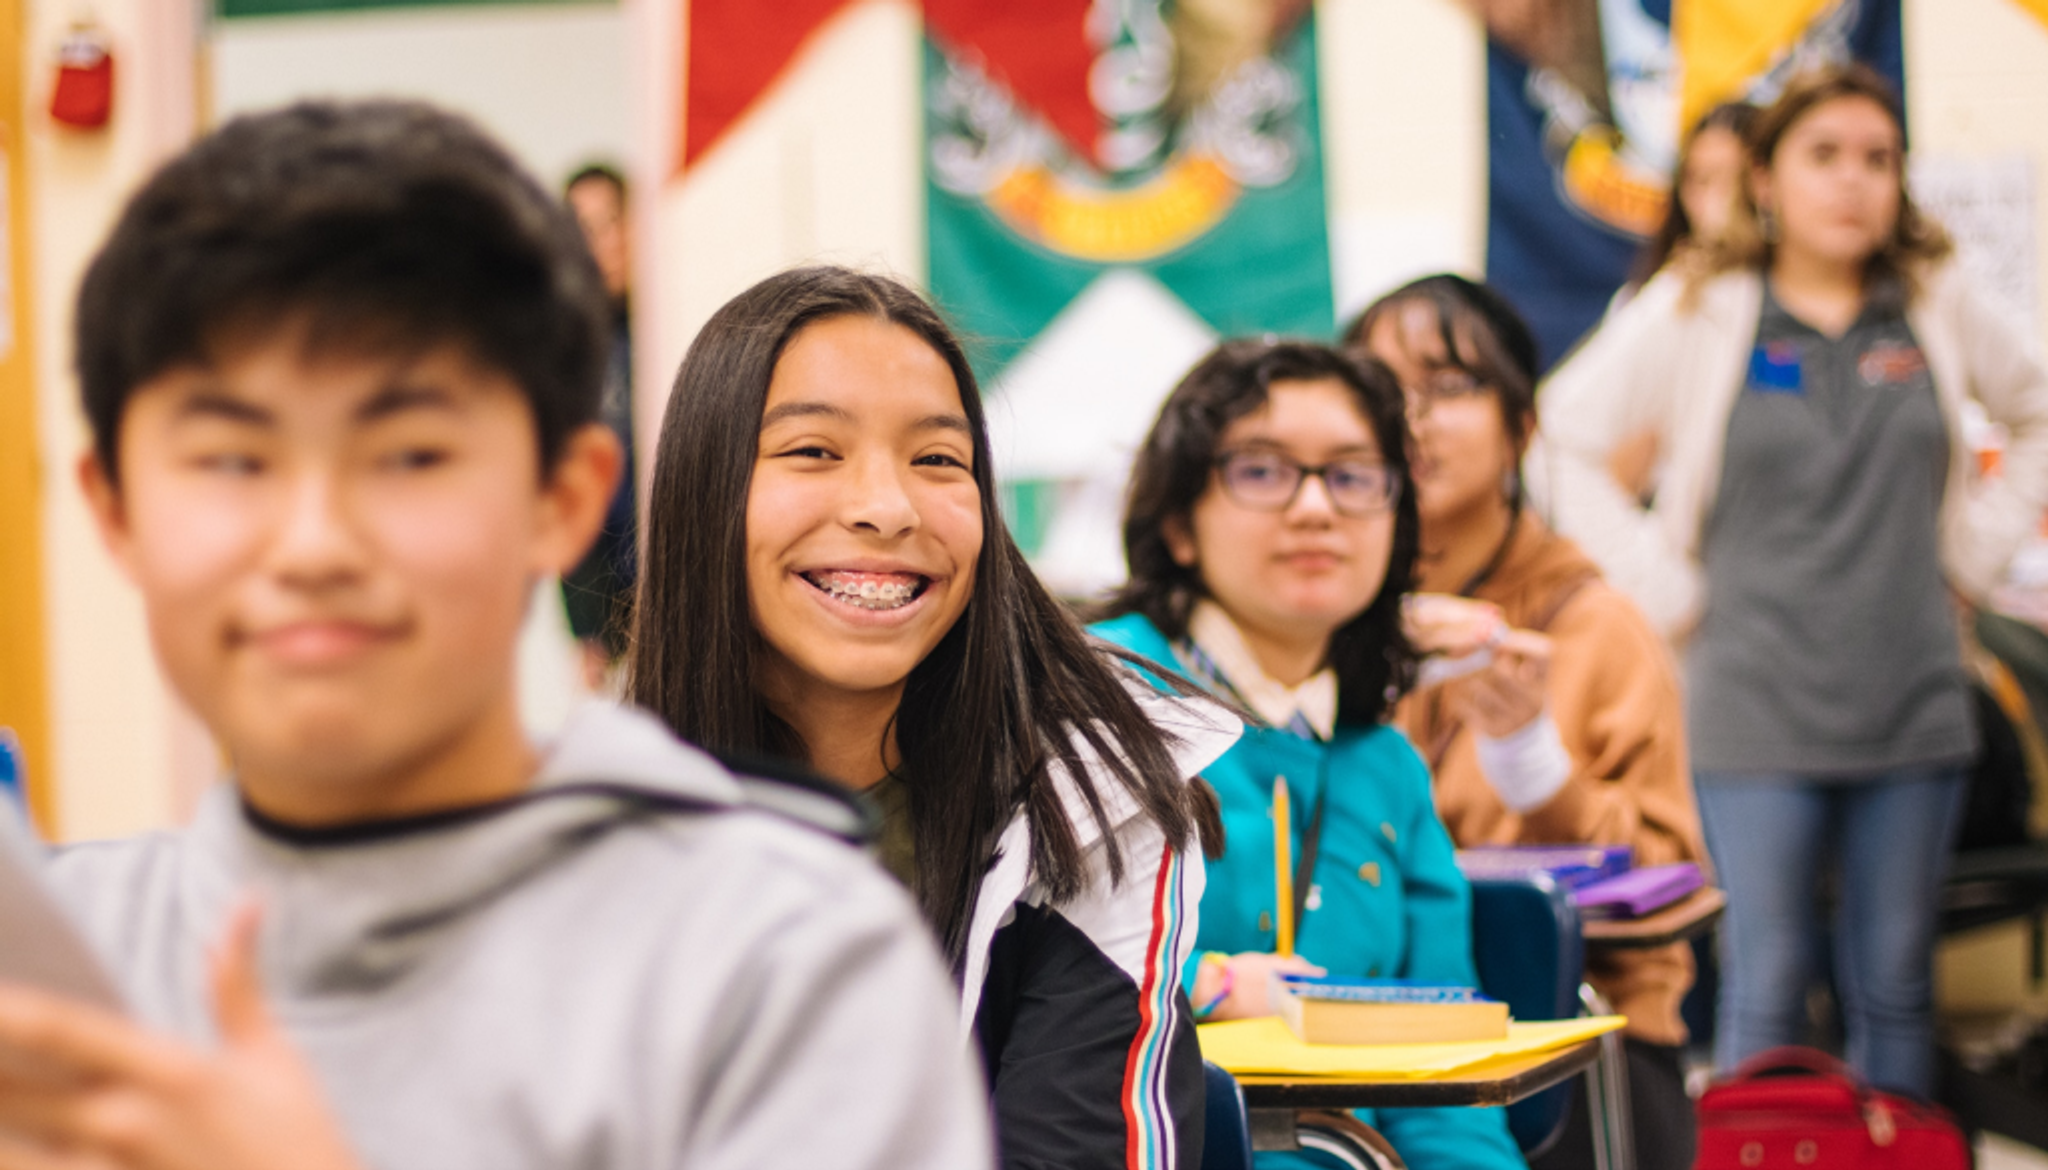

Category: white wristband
[1472, 711, 1572, 813]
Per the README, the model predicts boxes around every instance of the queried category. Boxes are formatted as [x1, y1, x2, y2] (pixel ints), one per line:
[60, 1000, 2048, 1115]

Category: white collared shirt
[1186, 600, 1337, 741]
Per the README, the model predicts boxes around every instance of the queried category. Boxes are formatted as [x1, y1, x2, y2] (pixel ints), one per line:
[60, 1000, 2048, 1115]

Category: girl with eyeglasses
[1094, 340, 1525, 1170]
[1348, 275, 1705, 1170]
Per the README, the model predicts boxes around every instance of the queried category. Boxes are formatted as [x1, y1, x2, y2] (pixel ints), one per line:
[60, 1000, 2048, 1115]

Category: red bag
[1696, 1047, 1969, 1170]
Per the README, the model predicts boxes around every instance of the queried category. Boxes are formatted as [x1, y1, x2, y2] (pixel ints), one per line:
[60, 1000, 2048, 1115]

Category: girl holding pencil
[1094, 340, 1525, 1170]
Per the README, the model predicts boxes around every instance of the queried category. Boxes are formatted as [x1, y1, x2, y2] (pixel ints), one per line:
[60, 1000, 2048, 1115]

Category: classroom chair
[1933, 611, 2048, 1147]
[1469, 873, 1634, 1170]
[1202, 1060, 1254, 1170]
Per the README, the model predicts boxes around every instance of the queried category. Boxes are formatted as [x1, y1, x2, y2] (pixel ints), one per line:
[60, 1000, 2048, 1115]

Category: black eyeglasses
[1403, 368, 1490, 416]
[1213, 450, 1401, 516]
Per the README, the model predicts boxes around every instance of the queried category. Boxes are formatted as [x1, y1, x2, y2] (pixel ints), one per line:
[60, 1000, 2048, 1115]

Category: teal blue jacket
[1093, 614, 1527, 1170]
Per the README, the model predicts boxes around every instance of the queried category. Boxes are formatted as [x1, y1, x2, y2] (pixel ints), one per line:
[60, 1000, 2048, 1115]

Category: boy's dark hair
[1098, 339, 1422, 726]
[627, 264, 1218, 965]
[565, 162, 628, 201]
[76, 99, 610, 480]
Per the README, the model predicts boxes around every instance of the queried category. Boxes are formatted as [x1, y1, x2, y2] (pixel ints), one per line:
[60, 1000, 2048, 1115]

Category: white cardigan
[1531, 263, 2048, 641]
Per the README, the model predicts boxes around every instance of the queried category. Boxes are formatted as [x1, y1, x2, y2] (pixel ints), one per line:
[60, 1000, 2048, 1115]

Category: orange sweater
[1396, 514, 1708, 1045]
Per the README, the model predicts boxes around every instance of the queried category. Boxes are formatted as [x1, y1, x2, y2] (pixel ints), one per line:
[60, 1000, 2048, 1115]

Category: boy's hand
[0, 902, 364, 1170]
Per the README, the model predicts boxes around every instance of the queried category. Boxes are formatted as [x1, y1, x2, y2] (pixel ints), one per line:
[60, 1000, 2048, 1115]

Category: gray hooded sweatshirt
[43, 703, 993, 1170]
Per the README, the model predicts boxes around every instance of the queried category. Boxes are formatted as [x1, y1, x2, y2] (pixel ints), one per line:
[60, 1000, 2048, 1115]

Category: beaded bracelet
[1192, 951, 1235, 1019]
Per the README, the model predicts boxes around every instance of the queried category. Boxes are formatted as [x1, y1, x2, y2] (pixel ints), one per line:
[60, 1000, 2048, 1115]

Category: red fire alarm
[50, 21, 113, 130]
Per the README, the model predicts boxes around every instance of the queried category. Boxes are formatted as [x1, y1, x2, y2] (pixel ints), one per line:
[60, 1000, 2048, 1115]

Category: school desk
[1201, 1017, 1625, 1169]
[1581, 886, 1726, 951]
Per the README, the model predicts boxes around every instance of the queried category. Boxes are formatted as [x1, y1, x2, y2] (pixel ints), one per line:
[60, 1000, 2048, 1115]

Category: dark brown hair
[1099, 339, 1421, 725]
[1630, 101, 1759, 286]
[565, 161, 627, 201]
[76, 100, 608, 482]
[628, 265, 1214, 964]
[1692, 63, 1952, 298]
[1344, 274, 1542, 513]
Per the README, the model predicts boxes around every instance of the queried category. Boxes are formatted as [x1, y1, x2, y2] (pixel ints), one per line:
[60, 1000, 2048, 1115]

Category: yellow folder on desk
[1198, 1016, 1626, 1080]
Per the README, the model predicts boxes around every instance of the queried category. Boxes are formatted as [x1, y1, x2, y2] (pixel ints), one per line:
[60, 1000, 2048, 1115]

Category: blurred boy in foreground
[0, 101, 988, 1170]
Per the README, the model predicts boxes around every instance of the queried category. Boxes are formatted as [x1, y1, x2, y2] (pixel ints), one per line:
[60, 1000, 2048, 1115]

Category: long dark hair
[1099, 339, 1421, 726]
[629, 265, 1212, 964]
[1629, 101, 1758, 286]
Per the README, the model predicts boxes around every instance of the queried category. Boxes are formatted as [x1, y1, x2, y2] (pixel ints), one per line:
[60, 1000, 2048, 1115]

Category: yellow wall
[0, 0, 48, 830]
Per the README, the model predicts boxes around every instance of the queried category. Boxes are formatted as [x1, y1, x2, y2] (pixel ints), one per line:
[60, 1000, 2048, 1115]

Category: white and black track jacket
[959, 686, 1240, 1170]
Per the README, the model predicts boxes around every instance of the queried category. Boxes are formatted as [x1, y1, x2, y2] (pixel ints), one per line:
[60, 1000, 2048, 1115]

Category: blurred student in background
[1541, 64, 2048, 1097]
[630, 265, 1234, 1169]
[1601, 102, 1760, 499]
[1631, 102, 1760, 292]
[1349, 275, 1705, 1170]
[561, 163, 636, 687]
[1095, 340, 1526, 1170]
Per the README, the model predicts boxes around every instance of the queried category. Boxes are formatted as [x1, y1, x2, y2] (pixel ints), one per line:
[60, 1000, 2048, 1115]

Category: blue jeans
[1696, 766, 1967, 1097]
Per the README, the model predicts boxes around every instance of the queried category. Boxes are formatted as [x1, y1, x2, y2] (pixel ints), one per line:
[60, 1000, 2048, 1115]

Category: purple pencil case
[1572, 863, 1704, 920]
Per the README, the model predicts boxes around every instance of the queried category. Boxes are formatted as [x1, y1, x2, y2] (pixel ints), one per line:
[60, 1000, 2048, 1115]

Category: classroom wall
[210, 3, 631, 190]
[1910, 0, 2048, 346]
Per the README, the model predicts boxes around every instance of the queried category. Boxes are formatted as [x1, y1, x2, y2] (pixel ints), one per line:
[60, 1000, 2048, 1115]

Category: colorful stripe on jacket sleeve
[1119, 838, 1194, 1169]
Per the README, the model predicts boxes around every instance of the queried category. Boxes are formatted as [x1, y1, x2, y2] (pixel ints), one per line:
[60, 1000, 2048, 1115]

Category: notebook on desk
[1197, 1015, 1627, 1079]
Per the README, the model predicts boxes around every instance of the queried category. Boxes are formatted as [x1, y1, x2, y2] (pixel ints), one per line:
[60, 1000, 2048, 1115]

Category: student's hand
[0, 901, 365, 1170]
[1206, 952, 1326, 1022]
[1451, 629, 1552, 738]
[1401, 594, 1506, 659]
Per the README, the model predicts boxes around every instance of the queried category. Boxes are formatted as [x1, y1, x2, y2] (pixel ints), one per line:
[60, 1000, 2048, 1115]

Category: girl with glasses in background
[1349, 275, 1706, 1170]
[1094, 340, 1526, 1170]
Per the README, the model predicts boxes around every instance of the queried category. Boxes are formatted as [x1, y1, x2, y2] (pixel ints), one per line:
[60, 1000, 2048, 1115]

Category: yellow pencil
[1273, 775, 1293, 957]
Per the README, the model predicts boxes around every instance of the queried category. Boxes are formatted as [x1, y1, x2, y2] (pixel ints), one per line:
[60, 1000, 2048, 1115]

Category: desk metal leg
[1580, 985, 1637, 1170]
[1248, 1108, 1407, 1170]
